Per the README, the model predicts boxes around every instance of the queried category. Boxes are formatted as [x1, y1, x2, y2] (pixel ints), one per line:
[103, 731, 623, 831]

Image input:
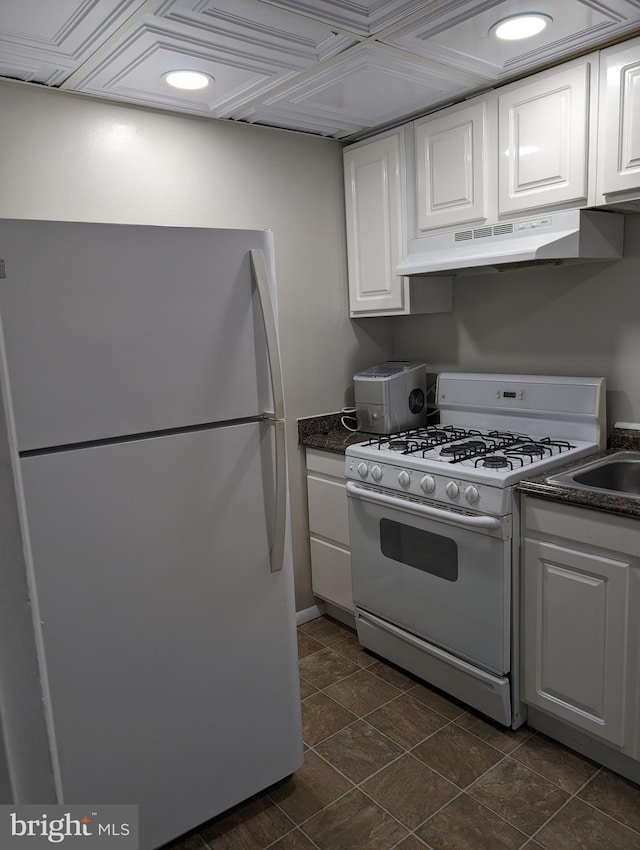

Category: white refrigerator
[0, 219, 303, 849]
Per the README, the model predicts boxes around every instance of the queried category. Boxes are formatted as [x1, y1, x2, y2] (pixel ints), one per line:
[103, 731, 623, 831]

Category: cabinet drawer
[306, 448, 346, 478]
[307, 475, 349, 547]
[310, 537, 353, 613]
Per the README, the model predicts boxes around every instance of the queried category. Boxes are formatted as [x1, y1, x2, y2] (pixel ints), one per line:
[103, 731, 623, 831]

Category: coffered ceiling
[2, 0, 640, 141]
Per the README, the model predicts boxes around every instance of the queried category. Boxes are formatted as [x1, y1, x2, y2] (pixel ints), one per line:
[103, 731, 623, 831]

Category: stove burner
[440, 444, 461, 456]
[482, 456, 510, 469]
[511, 442, 547, 456]
[387, 440, 410, 452]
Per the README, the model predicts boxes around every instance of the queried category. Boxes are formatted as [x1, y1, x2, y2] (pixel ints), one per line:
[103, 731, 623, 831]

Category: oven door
[347, 482, 512, 676]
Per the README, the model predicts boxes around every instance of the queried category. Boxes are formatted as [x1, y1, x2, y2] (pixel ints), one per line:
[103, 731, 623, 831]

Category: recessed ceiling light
[491, 13, 552, 41]
[163, 70, 213, 90]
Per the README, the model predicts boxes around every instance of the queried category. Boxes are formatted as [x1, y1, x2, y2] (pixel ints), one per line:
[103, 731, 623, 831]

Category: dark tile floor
[167, 616, 640, 850]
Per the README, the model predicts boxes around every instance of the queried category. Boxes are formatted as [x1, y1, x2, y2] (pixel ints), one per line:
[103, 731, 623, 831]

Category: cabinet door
[415, 100, 488, 232]
[598, 38, 640, 198]
[343, 128, 406, 315]
[310, 538, 354, 613]
[499, 62, 590, 215]
[523, 538, 629, 746]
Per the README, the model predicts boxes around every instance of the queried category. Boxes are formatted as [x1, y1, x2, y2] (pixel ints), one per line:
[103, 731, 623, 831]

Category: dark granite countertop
[297, 412, 370, 454]
[516, 427, 640, 519]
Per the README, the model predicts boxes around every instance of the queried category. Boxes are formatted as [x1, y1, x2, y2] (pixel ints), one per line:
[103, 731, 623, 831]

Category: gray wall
[394, 214, 640, 434]
[0, 80, 394, 612]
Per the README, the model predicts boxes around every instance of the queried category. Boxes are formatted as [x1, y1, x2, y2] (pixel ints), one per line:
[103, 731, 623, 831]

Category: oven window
[379, 518, 458, 581]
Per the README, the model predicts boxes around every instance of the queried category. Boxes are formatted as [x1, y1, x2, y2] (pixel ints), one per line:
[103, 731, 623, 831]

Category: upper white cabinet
[344, 127, 406, 315]
[597, 36, 640, 203]
[414, 99, 490, 232]
[498, 58, 596, 216]
[343, 127, 452, 317]
[406, 55, 598, 244]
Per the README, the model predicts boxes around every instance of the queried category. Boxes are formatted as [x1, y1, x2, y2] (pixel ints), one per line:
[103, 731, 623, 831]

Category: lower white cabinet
[522, 497, 640, 756]
[306, 448, 353, 613]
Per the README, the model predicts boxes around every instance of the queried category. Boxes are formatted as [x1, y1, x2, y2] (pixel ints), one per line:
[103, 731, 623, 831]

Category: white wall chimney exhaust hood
[397, 209, 624, 276]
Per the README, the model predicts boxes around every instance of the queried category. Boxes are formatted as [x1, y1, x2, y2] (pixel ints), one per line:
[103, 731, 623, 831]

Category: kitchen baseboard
[295, 603, 326, 625]
[527, 707, 640, 784]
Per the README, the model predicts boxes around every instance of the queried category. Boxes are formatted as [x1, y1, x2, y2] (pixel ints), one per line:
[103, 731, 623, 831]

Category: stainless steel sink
[549, 451, 640, 499]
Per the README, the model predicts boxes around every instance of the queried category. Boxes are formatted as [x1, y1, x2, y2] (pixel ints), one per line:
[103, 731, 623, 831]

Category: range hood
[397, 209, 624, 277]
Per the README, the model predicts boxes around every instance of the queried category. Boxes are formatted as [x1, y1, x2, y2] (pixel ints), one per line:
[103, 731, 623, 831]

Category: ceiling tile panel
[256, 0, 434, 37]
[0, 0, 149, 85]
[63, 23, 293, 116]
[64, 0, 358, 117]
[154, 0, 356, 62]
[380, 0, 640, 80]
[234, 43, 490, 138]
[2, 0, 640, 137]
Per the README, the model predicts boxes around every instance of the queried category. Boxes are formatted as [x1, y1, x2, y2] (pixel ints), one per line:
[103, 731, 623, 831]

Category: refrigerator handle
[250, 249, 285, 421]
[250, 249, 286, 574]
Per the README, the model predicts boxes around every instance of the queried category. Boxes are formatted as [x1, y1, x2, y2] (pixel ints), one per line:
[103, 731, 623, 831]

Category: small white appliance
[354, 360, 427, 434]
[345, 373, 606, 729]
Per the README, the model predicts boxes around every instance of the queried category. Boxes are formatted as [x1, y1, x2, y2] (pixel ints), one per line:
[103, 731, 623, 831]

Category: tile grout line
[297, 621, 640, 847]
[525, 764, 640, 843]
[310, 744, 534, 850]
[405, 750, 533, 848]
[297, 714, 535, 848]
[299, 632, 549, 844]
[299, 695, 580, 849]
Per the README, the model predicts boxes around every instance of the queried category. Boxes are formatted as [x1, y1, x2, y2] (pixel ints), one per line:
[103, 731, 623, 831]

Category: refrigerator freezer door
[0, 220, 274, 451]
[19, 422, 302, 849]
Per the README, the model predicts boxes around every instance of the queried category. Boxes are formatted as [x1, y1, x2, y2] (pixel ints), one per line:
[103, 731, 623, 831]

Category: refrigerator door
[18, 422, 302, 850]
[0, 220, 274, 451]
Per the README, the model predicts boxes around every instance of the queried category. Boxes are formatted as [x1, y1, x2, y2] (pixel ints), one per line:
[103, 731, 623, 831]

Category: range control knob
[465, 485, 480, 504]
[398, 470, 411, 488]
[445, 481, 459, 500]
[371, 464, 383, 481]
[357, 462, 369, 479]
[421, 474, 436, 494]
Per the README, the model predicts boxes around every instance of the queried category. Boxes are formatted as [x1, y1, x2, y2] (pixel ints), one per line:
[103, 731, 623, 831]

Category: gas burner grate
[539, 438, 574, 451]
[365, 425, 485, 454]
[443, 433, 530, 463]
[359, 428, 576, 466]
[440, 439, 486, 456]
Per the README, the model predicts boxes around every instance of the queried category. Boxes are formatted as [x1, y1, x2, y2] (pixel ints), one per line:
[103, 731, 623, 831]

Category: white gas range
[345, 373, 606, 728]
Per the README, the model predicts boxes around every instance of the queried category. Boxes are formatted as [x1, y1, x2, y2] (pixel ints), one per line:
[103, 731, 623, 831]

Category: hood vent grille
[454, 222, 515, 242]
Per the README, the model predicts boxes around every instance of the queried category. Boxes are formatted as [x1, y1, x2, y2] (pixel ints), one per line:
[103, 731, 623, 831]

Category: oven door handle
[346, 481, 503, 529]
